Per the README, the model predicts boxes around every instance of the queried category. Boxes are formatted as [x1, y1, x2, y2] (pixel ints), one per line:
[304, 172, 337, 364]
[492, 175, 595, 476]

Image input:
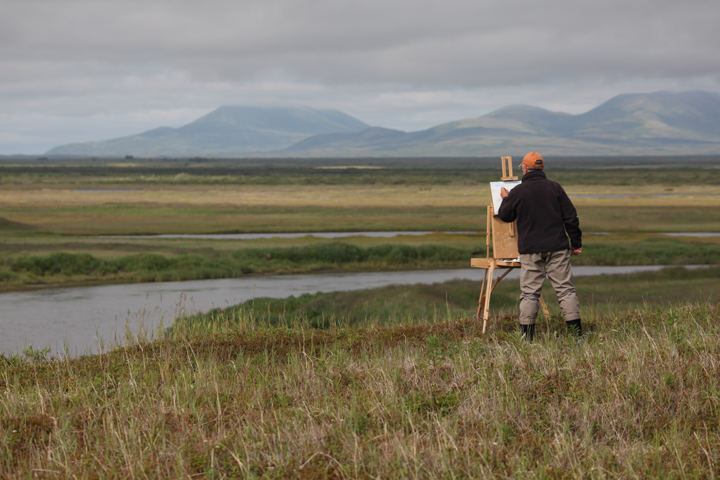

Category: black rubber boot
[566, 319, 582, 337]
[521, 324, 535, 342]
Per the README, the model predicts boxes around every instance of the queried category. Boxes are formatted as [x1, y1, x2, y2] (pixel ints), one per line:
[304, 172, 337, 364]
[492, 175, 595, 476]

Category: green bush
[367, 244, 417, 264]
[0, 268, 18, 282]
[577, 239, 720, 266]
[3, 243, 469, 286]
[11, 253, 107, 276]
[416, 244, 468, 261]
[117, 253, 176, 272]
[234, 242, 367, 263]
[174, 255, 205, 271]
[232, 242, 468, 265]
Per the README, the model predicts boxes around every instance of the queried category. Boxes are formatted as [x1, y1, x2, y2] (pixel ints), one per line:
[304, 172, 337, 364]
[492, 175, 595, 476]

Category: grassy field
[2, 159, 720, 477]
[1, 158, 719, 291]
[2, 160, 720, 235]
[1, 268, 719, 478]
[2, 183, 720, 234]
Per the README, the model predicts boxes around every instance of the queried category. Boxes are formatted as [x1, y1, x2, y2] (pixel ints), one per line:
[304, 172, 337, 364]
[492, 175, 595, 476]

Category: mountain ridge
[46, 106, 370, 156]
[286, 91, 720, 156]
[46, 91, 720, 157]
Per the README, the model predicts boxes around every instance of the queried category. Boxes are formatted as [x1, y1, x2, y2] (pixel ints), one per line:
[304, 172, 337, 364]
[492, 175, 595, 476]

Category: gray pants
[519, 249, 580, 325]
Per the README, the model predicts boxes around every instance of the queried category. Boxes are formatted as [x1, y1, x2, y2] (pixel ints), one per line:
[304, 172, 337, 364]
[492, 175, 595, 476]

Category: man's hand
[571, 247, 582, 255]
[500, 187, 509, 199]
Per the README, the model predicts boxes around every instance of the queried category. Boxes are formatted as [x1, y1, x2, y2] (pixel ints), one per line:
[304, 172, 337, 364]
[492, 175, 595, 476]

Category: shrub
[0, 268, 18, 282]
[233, 242, 468, 266]
[233, 242, 367, 264]
[367, 244, 417, 264]
[11, 253, 106, 276]
[117, 253, 176, 272]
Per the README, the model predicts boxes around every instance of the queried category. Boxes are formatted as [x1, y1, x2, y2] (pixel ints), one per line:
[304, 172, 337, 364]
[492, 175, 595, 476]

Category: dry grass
[2, 184, 720, 210]
[2, 183, 720, 234]
[1, 301, 718, 478]
[2, 162, 719, 477]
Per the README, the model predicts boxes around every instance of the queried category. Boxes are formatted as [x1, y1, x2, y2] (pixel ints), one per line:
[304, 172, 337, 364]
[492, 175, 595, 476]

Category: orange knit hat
[519, 152, 544, 168]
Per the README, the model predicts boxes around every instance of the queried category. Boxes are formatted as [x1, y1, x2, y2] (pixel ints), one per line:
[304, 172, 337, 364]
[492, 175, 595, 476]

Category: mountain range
[47, 106, 370, 156]
[46, 91, 720, 157]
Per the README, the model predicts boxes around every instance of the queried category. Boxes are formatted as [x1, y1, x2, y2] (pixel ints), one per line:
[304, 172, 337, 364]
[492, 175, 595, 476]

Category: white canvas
[490, 181, 521, 214]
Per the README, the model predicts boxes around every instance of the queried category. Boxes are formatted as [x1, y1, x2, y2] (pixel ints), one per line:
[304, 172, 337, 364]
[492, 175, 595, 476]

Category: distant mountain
[46, 91, 720, 157]
[287, 127, 410, 153]
[46, 106, 370, 156]
[285, 91, 720, 156]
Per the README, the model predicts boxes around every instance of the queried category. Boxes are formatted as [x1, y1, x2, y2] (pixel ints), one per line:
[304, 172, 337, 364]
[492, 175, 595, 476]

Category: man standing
[498, 152, 583, 341]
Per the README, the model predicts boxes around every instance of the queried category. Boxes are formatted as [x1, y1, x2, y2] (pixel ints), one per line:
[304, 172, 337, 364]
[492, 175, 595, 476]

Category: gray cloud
[1, 0, 719, 153]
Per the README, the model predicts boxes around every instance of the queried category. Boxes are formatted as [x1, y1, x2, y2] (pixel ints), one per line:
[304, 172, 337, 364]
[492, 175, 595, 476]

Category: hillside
[45, 91, 720, 157]
[46, 106, 370, 156]
[3, 269, 719, 477]
[286, 91, 720, 156]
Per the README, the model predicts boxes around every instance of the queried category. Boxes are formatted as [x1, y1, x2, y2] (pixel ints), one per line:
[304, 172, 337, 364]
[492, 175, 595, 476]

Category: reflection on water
[0, 265, 690, 356]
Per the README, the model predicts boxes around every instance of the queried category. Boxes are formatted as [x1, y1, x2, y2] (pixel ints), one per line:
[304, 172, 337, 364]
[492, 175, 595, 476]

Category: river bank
[2, 236, 720, 294]
[3, 265, 718, 357]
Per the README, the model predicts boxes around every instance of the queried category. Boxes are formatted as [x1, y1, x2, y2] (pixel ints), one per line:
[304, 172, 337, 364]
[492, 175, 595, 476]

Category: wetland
[1, 156, 719, 478]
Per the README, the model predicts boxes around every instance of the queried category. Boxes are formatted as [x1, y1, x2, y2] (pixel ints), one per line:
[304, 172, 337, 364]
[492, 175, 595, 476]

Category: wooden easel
[471, 156, 550, 333]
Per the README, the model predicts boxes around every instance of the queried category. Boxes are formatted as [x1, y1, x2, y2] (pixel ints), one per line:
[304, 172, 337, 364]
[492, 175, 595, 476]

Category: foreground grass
[2, 297, 719, 478]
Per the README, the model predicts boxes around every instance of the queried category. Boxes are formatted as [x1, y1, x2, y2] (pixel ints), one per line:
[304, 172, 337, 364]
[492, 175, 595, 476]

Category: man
[498, 152, 582, 341]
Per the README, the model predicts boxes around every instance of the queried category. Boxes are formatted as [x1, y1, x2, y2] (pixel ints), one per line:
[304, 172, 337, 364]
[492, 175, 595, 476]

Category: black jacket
[497, 169, 582, 254]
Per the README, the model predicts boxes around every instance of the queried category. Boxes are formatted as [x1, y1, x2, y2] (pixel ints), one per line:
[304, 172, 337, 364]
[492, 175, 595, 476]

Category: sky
[1, 0, 719, 154]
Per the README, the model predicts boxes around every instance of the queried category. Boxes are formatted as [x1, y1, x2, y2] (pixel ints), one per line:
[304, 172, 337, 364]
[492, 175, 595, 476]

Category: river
[98, 231, 720, 240]
[0, 265, 688, 356]
[99, 231, 476, 240]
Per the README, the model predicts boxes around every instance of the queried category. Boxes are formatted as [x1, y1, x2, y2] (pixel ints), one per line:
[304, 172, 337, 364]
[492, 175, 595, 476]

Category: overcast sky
[2, 0, 719, 154]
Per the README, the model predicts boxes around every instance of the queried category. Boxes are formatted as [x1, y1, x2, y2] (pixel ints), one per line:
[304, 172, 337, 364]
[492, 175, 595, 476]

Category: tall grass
[1, 243, 472, 289]
[572, 238, 720, 265]
[3, 239, 720, 291]
[232, 243, 468, 265]
[1, 296, 718, 478]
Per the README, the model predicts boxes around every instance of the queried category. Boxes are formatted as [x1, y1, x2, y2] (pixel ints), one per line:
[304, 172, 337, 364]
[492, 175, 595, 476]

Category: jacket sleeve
[558, 188, 582, 249]
[497, 193, 517, 223]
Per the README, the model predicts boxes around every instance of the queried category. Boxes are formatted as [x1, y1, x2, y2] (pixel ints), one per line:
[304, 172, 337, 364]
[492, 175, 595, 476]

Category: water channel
[0, 265, 686, 357]
[99, 231, 720, 240]
[100, 231, 476, 240]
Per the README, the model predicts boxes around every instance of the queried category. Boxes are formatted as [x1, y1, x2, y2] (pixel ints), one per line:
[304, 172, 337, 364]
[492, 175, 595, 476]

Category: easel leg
[539, 295, 550, 318]
[476, 268, 489, 319]
[482, 263, 495, 334]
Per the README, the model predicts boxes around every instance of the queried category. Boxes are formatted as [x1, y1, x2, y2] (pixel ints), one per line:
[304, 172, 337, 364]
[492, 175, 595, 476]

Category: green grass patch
[5, 202, 720, 235]
[3, 238, 720, 291]
[0, 243, 473, 290]
[572, 237, 720, 265]
[232, 242, 468, 265]
[180, 266, 720, 332]
[578, 205, 720, 233]
[6, 251, 246, 284]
